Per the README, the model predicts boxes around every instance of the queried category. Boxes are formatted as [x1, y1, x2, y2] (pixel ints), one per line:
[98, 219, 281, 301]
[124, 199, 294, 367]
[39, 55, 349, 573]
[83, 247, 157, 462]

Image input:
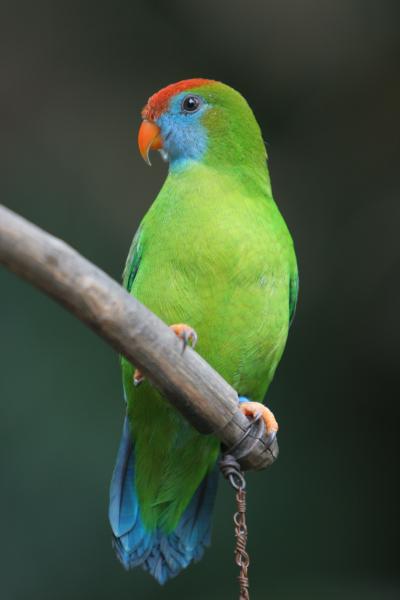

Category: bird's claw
[170, 323, 198, 353]
[238, 400, 279, 437]
[132, 323, 198, 386]
[133, 369, 145, 387]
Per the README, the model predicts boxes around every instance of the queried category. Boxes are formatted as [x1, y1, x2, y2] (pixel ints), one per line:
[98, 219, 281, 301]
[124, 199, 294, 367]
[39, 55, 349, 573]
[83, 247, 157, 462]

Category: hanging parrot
[109, 78, 298, 584]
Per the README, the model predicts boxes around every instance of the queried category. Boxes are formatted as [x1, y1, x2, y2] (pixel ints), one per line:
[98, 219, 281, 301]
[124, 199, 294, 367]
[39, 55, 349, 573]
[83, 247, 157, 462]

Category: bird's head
[138, 79, 267, 172]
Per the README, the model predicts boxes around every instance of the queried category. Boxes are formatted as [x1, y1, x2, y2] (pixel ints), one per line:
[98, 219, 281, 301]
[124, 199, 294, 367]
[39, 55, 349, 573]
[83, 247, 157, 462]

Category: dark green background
[1, 1, 399, 598]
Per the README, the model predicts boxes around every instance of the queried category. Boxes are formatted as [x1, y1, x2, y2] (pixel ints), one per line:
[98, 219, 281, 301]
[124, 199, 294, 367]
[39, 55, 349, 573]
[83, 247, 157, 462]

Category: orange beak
[138, 120, 163, 166]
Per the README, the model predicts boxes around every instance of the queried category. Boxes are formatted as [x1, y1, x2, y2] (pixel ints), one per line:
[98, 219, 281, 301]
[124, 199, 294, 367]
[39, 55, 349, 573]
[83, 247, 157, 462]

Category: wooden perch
[0, 204, 278, 470]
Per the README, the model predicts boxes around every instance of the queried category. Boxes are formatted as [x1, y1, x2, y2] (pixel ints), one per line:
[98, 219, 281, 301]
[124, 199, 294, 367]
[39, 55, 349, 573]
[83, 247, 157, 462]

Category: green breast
[133, 163, 295, 396]
[125, 162, 296, 531]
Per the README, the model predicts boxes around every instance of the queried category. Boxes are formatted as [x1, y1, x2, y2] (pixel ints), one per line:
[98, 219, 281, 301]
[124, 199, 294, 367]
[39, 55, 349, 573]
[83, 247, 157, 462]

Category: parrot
[108, 78, 298, 584]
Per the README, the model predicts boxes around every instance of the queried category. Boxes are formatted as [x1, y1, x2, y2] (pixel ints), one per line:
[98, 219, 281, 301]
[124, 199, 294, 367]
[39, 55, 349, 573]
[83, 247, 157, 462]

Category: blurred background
[1, 1, 399, 598]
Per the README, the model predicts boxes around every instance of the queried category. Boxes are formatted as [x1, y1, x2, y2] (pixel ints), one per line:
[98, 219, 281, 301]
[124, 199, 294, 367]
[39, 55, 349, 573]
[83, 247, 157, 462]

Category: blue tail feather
[109, 416, 219, 584]
[109, 417, 138, 537]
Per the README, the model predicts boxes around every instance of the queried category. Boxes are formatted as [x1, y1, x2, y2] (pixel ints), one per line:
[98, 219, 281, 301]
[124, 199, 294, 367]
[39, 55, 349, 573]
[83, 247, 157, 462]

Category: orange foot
[133, 323, 198, 387]
[239, 401, 279, 436]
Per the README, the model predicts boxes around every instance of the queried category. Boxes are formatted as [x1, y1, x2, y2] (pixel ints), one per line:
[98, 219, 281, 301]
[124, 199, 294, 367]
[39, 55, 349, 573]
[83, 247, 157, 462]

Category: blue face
[156, 92, 210, 170]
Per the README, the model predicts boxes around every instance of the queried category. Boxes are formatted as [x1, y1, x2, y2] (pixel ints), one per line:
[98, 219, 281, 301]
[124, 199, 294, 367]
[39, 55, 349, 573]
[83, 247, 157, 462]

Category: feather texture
[109, 417, 218, 583]
[109, 79, 298, 583]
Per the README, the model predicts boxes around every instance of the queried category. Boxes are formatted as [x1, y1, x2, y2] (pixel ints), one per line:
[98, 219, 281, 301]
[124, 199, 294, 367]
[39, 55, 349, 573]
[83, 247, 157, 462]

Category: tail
[109, 417, 219, 584]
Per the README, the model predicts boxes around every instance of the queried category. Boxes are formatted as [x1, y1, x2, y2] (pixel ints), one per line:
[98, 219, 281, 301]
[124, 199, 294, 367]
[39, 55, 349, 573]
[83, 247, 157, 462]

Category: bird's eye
[181, 95, 201, 113]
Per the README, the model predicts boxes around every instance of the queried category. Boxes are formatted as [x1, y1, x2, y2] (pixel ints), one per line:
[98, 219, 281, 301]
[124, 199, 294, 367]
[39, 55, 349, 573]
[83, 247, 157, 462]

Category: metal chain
[220, 453, 250, 600]
[234, 485, 250, 600]
[219, 410, 277, 599]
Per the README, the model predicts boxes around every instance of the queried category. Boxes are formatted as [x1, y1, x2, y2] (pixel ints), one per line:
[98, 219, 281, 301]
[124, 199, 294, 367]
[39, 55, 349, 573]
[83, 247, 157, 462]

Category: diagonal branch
[0, 204, 278, 470]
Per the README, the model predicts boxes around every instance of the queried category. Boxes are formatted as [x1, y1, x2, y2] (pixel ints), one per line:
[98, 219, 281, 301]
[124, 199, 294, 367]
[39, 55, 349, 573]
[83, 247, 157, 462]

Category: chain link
[234, 486, 250, 600]
[220, 453, 250, 600]
[219, 410, 277, 599]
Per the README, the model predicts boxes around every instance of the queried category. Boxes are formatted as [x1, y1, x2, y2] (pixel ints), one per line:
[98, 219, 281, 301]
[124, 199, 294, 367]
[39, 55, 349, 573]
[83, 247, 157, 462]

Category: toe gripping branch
[219, 412, 278, 600]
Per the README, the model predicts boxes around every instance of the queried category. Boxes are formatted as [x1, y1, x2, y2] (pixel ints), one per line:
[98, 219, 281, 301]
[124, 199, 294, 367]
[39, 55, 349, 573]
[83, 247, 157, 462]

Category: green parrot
[109, 78, 298, 584]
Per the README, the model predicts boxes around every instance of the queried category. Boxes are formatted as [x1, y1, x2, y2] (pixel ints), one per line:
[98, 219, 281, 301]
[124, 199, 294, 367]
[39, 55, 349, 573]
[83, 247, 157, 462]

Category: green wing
[123, 226, 143, 292]
[289, 269, 299, 326]
[121, 226, 143, 403]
